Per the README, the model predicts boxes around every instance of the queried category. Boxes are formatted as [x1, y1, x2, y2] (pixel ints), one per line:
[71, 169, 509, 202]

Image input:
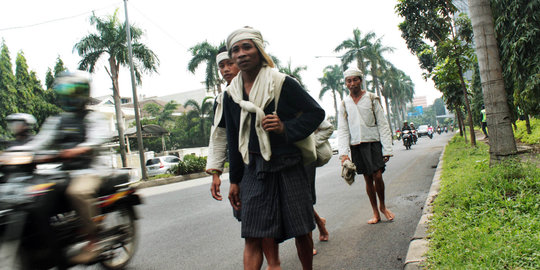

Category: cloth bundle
[341, 159, 356, 185]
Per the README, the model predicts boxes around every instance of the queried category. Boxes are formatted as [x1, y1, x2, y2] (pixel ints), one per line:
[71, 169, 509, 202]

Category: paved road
[105, 132, 452, 270]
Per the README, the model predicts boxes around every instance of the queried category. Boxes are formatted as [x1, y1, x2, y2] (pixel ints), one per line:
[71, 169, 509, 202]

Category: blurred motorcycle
[0, 151, 142, 270]
[402, 130, 413, 150]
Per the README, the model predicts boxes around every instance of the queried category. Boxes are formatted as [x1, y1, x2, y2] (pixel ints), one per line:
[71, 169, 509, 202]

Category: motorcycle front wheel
[99, 206, 137, 270]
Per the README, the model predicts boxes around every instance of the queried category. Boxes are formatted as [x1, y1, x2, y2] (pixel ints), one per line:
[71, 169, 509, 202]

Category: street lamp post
[123, 0, 148, 180]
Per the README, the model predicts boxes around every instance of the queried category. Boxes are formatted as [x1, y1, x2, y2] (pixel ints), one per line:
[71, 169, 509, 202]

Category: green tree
[184, 96, 214, 145]
[318, 65, 346, 122]
[74, 9, 159, 167]
[366, 36, 394, 97]
[143, 103, 161, 118]
[0, 42, 17, 135]
[277, 59, 307, 89]
[396, 0, 477, 146]
[187, 41, 224, 95]
[335, 29, 375, 90]
[491, 0, 540, 133]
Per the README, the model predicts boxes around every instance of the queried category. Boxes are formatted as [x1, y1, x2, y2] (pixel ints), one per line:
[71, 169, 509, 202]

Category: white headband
[343, 67, 363, 80]
[226, 27, 274, 68]
[216, 51, 229, 65]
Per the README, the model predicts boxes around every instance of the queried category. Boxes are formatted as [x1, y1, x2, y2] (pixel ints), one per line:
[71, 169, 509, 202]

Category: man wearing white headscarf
[337, 67, 395, 225]
[222, 26, 325, 270]
[206, 46, 239, 201]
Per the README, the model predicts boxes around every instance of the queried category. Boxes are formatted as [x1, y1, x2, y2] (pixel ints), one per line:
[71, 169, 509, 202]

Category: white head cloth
[343, 67, 363, 80]
[226, 27, 275, 68]
[216, 51, 229, 65]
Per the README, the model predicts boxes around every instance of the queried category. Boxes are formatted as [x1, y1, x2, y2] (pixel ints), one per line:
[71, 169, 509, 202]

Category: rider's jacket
[401, 125, 412, 132]
[9, 110, 110, 170]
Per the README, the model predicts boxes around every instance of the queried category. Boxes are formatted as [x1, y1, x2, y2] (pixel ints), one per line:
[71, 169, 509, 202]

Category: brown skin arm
[210, 174, 222, 201]
[228, 183, 241, 210]
[60, 146, 91, 159]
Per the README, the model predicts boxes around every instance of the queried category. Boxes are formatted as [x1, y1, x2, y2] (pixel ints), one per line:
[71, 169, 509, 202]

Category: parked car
[417, 125, 429, 137]
[146, 155, 180, 176]
[328, 132, 338, 154]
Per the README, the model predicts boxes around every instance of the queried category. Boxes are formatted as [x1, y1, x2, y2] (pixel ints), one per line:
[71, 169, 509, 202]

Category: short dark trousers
[350, 142, 385, 175]
[239, 154, 315, 242]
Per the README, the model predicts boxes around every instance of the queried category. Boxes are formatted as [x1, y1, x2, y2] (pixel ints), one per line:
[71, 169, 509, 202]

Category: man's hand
[60, 146, 91, 159]
[262, 114, 284, 134]
[210, 174, 222, 201]
[228, 183, 241, 211]
[383, 156, 391, 163]
[340, 155, 350, 165]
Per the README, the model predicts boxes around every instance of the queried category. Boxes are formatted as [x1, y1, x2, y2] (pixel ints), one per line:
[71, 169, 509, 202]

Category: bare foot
[318, 217, 329, 242]
[313, 249, 317, 256]
[367, 217, 381, 224]
[381, 208, 395, 221]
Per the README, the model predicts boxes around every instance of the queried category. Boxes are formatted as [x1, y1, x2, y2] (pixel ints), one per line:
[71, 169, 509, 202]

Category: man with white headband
[337, 67, 395, 224]
[206, 46, 239, 201]
[222, 26, 325, 270]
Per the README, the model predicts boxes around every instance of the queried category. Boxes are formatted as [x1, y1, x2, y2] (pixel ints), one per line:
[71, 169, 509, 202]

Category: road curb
[137, 168, 229, 189]
[403, 144, 446, 269]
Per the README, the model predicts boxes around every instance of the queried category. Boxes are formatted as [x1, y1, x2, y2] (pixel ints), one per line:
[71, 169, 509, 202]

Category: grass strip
[425, 136, 540, 269]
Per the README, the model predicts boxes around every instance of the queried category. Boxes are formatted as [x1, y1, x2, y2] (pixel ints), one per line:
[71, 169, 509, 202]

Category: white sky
[0, 0, 441, 114]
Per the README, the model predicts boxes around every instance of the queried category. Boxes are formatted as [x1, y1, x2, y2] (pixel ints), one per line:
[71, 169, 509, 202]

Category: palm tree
[157, 100, 178, 128]
[74, 10, 159, 167]
[366, 37, 394, 98]
[335, 29, 375, 90]
[278, 59, 308, 89]
[187, 41, 224, 95]
[468, 0, 517, 162]
[184, 96, 214, 142]
[318, 65, 346, 121]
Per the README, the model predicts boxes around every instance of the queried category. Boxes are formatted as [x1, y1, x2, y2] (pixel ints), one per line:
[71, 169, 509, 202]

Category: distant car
[328, 132, 338, 154]
[145, 155, 180, 176]
[417, 125, 429, 137]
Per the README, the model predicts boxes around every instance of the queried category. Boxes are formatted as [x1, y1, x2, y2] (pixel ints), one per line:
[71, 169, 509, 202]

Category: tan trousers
[66, 173, 102, 236]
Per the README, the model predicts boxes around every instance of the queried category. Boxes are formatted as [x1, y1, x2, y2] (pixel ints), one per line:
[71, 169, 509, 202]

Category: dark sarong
[239, 153, 315, 243]
[304, 162, 317, 205]
[350, 142, 385, 175]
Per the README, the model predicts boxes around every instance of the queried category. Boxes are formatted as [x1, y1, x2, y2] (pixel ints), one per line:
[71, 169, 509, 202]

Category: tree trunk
[468, 0, 517, 163]
[109, 59, 127, 167]
[525, 114, 531, 134]
[457, 109, 464, 137]
[332, 89, 339, 122]
[456, 58, 476, 146]
[383, 94, 393, 137]
[357, 55, 368, 90]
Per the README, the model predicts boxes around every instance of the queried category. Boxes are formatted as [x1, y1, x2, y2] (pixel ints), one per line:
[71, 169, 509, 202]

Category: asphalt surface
[86, 132, 452, 270]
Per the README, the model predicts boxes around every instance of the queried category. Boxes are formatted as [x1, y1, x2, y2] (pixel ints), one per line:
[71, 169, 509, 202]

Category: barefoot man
[337, 67, 395, 224]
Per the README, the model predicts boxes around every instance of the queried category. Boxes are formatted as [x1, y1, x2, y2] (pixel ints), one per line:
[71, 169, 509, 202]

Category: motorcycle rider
[10, 71, 110, 264]
[6, 113, 36, 147]
[402, 121, 411, 132]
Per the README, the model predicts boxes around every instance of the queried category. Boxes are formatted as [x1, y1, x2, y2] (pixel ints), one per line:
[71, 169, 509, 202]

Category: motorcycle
[437, 127, 442, 135]
[444, 126, 448, 133]
[0, 151, 142, 270]
[396, 130, 401, 141]
[411, 130, 418, 144]
[402, 130, 413, 150]
[427, 129, 433, 139]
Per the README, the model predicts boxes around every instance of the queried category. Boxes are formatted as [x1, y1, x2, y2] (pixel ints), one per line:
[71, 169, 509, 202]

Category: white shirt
[337, 92, 393, 157]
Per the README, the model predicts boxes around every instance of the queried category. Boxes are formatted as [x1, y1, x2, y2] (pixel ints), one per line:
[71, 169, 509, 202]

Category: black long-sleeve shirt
[223, 77, 325, 183]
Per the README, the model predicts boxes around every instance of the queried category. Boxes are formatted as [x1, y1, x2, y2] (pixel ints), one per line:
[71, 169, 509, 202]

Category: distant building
[412, 96, 428, 108]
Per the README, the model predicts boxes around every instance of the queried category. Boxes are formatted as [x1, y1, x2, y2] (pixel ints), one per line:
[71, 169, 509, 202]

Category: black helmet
[53, 71, 91, 112]
[6, 113, 36, 135]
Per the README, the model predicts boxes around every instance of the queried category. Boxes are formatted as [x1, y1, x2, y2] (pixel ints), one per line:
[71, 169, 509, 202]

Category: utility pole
[123, 0, 148, 180]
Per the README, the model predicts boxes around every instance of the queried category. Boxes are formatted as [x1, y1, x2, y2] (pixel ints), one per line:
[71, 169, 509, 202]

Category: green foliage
[492, 0, 540, 116]
[318, 64, 346, 121]
[426, 136, 540, 268]
[0, 41, 60, 136]
[148, 173, 174, 180]
[514, 118, 540, 144]
[277, 60, 307, 89]
[187, 41, 224, 94]
[168, 154, 207, 175]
